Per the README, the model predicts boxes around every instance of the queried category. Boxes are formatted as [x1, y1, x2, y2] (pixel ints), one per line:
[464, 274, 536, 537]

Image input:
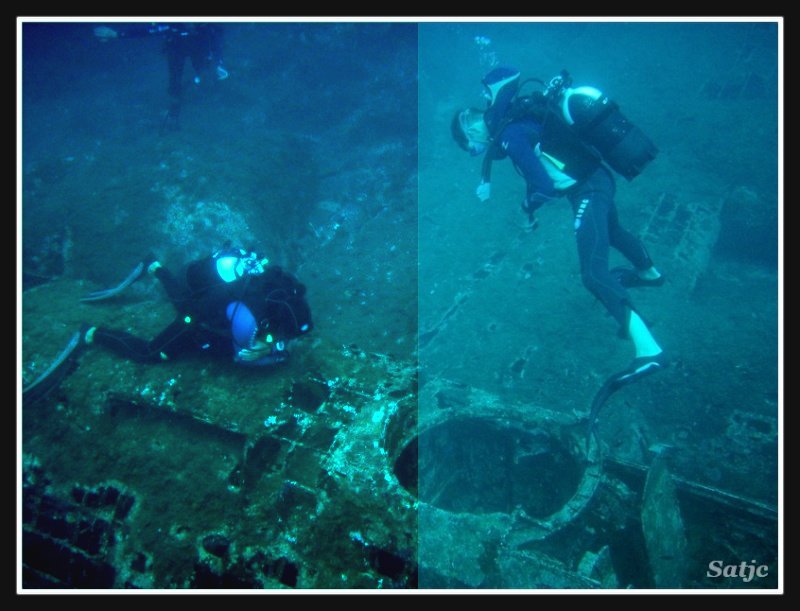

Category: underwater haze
[22, 21, 418, 589]
[23, 22, 418, 358]
[20, 19, 781, 592]
[419, 21, 778, 589]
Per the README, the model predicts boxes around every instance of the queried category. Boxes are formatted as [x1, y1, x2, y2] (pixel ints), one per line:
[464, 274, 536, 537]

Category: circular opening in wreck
[395, 418, 583, 519]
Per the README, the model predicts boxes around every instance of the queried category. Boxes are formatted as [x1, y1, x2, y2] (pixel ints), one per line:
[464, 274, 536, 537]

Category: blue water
[419, 20, 779, 589]
[20, 19, 780, 591]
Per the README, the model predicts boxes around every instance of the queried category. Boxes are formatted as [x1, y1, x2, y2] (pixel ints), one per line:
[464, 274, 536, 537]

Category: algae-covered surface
[23, 278, 418, 588]
[21, 22, 418, 589]
[20, 19, 780, 592]
[417, 22, 779, 589]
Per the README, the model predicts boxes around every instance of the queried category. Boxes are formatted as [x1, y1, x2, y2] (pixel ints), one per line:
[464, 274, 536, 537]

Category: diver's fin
[584, 353, 668, 451]
[22, 331, 84, 406]
[612, 353, 668, 387]
[80, 261, 146, 302]
[585, 376, 622, 451]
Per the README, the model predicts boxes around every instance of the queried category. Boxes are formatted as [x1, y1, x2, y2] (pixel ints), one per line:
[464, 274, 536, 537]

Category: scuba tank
[212, 245, 269, 283]
[543, 70, 658, 181]
[183, 245, 269, 328]
[184, 247, 268, 295]
[496, 81, 603, 184]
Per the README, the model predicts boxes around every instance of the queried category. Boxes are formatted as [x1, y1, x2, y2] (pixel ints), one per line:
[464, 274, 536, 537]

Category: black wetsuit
[92, 263, 219, 363]
[486, 115, 654, 332]
[92, 255, 312, 365]
[565, 165, 654, 329]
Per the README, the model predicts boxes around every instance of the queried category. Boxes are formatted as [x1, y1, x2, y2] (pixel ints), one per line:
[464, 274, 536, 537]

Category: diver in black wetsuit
[84, 248, 313, 365]
[22, 248, 313, 404]
[452, 67, 667, 392]
[94, 23, 228, 132]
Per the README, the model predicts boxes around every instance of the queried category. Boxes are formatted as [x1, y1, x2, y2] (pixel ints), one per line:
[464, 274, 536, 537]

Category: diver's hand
[236, 345, 288, 365]
[215, 64, 229, 80]
[94, 26, 118, 41]
[237, 337, 287, 364]
[521, 199, 540, 231]
[476, 181, 491, 202]
[237, 347, 269, 362]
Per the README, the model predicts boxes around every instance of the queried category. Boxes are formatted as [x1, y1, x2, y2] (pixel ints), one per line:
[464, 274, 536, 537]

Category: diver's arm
[475, 150, 495, 201]
[227, 300, 287, 366]
[480, 147, 495, 184]
[477, 140, 509, 202]
[501, 123, 557, 214]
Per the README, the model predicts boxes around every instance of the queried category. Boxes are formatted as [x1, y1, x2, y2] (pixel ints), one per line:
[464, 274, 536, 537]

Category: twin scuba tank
[186, 246, 269, 295]
[213, 247, 269, 283]
[516, 70, 658, 181]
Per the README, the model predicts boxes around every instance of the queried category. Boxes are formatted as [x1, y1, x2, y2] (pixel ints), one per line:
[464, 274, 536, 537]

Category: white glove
[476, 181, 491, 202]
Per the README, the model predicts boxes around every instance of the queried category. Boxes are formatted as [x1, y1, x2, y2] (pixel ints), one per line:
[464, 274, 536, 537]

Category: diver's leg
[607, 202, 652, 269]
[151, 265, 190, 306]
[189, 40, 211, 79]
[90, 318, 193, 363]
[572, 183, 665, 377]
[607, 202, 663, 284]
[571, 172, 630, 332]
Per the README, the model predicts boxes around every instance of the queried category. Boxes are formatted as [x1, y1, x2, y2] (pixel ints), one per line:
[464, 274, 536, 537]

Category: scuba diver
[452, 66, 666, 426]
[94, 22, 229, 133]
[23, 247, 313, 404]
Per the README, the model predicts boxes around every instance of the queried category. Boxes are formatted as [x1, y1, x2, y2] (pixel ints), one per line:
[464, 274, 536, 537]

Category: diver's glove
[476, 181, 491, 202]
[235, 341, 287, 365]
[236, 347, 270, 363]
